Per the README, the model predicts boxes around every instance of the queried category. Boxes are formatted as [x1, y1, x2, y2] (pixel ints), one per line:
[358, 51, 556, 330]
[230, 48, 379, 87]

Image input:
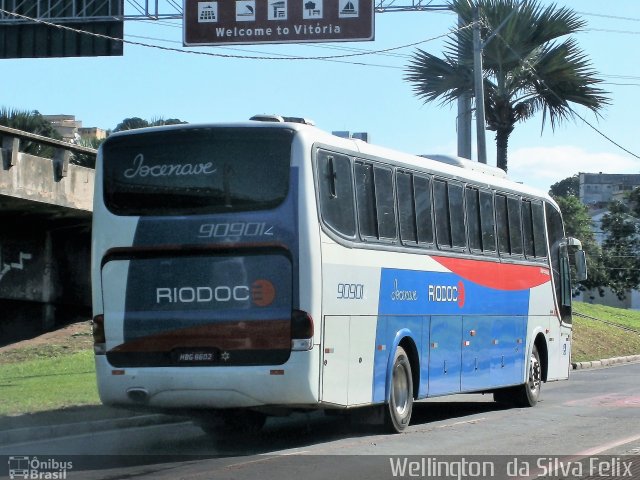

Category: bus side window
[466, 187, 482, 251]
[479, 190, 496, 252]
[397, 171, 418, 244]
[522, 199, 535, 258]
[318, 150, 356, 238]
[448, 182, 466, 249]
[355, 161, 378, 239]
[507, 196, 523, 255]
[414, 175, 434, 246]
[496, 194, 510, 255]
[531, 202, 547, 258]
[434, 179, 451, 248]
[374, 166, 397, 241]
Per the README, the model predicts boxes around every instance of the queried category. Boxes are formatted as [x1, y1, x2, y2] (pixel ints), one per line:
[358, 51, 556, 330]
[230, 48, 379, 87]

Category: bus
[91, 116, 586, 434]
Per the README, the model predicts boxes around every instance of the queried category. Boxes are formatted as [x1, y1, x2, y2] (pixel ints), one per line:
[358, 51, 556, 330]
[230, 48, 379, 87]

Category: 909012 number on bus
[198, 222, 274, 239]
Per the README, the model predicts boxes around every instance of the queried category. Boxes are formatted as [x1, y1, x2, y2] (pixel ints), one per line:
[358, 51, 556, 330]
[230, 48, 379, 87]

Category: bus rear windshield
[102, 127, 294, 216]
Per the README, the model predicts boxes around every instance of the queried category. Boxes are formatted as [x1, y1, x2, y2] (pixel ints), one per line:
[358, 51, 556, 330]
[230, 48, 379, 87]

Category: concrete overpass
[0, 125, 96, 345]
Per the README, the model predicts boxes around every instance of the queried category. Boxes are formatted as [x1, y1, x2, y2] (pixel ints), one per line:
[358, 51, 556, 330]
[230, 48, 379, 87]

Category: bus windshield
[102, 127, 294, 216]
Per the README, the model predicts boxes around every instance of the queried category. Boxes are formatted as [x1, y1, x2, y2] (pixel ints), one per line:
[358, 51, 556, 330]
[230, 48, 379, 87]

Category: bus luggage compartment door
[321, 315, 377, 406]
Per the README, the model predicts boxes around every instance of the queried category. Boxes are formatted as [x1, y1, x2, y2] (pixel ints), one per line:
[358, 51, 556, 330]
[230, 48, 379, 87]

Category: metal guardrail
[0, 124, 97, 181]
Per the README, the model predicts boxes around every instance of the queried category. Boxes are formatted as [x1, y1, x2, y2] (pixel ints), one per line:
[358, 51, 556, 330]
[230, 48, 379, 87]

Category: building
[579, 172, 640, 209]
[43, 114, 107, 143]
[78, 127, 107, 141]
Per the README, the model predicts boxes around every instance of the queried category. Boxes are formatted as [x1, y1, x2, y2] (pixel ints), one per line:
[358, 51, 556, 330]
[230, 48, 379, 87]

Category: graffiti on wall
[0, 246, 33, 283]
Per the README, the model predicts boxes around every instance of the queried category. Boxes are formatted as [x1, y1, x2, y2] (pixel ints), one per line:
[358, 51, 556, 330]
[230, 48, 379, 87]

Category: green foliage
[555, 195, 607, 293]
[0, 106, 62, 158]
[113, 117, 149, 132]
[600, 200, 640, 299]
[113, 116, 188, 132]
[549, 174, 580, 198]
[404, 0, 609, 171]
[70, 136, 106, 168]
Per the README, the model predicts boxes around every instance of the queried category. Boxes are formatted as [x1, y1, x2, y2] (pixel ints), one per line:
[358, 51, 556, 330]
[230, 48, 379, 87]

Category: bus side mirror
[574, 250, 587, 282]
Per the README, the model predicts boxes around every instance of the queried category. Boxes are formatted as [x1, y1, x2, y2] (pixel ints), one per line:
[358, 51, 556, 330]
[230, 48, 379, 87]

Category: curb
[0, 412, 186, 447]
[572, 354, 640, 370]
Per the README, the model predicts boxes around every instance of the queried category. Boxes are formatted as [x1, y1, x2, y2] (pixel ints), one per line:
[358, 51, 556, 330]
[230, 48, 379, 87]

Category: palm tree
[405, 0, 609, 172]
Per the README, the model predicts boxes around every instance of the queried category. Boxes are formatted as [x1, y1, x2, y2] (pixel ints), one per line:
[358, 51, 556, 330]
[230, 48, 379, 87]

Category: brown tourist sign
[183, 0, 374, 46]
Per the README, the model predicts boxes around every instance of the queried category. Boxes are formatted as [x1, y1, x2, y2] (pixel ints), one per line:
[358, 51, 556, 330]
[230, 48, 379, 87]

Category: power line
[124, 33, 405, 69]
[585, 28, 640, 35]
[0, 7, 474, 62]
[577, 11, 640, 23]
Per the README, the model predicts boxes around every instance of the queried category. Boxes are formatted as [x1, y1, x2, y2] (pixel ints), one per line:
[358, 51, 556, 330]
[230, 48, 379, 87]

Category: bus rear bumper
[95, 351, 319, 410]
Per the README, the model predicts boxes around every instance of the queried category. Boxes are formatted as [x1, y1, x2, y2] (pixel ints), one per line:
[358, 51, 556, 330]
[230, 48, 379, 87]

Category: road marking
[577, 432, 640, 456]
[565, 393, 640, 408]
[436, 417, 488, 429]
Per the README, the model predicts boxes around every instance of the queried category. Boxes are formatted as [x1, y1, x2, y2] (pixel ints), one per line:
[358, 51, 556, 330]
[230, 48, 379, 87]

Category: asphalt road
[2, 362, 639, 480]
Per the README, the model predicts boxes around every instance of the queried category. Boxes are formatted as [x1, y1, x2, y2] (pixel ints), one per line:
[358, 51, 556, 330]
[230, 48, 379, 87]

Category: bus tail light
[92, 314, 106, 355]
[291, 309, 314, 351]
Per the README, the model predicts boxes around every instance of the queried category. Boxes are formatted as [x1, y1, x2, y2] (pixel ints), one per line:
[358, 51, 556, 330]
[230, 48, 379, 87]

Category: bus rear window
[102, 127, 294, 216]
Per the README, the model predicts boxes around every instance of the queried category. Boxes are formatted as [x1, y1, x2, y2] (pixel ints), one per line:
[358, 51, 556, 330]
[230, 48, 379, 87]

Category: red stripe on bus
[110, 319, 290, 353]
[433, 257, 551, 291]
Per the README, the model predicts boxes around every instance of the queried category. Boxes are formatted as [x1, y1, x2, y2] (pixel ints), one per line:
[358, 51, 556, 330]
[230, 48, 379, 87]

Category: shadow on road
[75, 398, 511, 476]
[190, 398, 509, 456]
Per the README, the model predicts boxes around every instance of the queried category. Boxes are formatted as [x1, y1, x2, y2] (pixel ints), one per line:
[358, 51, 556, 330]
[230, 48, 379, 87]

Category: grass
[0, 304, 638, 416]
[0, 349, 100, 416]
[571, 301, 640, 363]
[573, 302, 640, 331]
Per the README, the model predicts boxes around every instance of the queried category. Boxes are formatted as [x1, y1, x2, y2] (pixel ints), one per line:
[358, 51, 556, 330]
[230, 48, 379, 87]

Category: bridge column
[42, 230, 56, 331]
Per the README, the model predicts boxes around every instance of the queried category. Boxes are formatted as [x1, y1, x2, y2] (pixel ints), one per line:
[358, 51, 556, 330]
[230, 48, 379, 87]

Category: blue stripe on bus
[372, 267, 530, 402]
[378, 268, 530, 316]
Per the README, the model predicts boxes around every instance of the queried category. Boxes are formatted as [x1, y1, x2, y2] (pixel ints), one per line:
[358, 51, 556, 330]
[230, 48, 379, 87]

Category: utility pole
[472, 5, 488, 164]
[457, 14, 472, 160]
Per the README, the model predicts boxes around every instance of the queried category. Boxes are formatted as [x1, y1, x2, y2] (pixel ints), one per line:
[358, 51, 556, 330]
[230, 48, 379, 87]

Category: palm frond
[404, 49, 474, 106]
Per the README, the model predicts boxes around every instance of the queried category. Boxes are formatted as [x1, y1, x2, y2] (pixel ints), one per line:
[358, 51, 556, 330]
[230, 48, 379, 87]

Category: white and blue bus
[92, 116, 586, 433]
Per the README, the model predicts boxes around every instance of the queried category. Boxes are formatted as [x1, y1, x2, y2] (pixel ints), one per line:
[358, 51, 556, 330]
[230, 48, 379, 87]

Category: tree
[0, 107, 62, 157]
[554, 195, 607, 294]
[113, 117, 149, 132]
[404, 0, 609, 171]
[549, 174, 579, 198]
[600, 201, 640, 299]
[113, 116, 188, 132]
[71, 136, 106, 169]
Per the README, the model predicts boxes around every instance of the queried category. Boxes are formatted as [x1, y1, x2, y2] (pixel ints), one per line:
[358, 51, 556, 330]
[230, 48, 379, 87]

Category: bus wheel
[198, 410, 266, 437]
[516, 344, 542, 407]
[494, 345, 542, 407]
[385, 346, 413, 433]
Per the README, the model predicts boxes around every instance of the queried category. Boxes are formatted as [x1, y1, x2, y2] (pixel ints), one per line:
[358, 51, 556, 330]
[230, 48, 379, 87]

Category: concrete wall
[0, 151, 93, 211]
[0, 148, 94, 345]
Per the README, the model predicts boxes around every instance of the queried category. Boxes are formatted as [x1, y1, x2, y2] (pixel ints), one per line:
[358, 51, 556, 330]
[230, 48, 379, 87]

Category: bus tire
[514, 344, 542, 407]
[385, 346, 413, 433]
[494, 344, 542, 407]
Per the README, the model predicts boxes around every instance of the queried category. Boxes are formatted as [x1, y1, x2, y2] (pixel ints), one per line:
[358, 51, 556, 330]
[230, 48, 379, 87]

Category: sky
[1, 0, 639, 193]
